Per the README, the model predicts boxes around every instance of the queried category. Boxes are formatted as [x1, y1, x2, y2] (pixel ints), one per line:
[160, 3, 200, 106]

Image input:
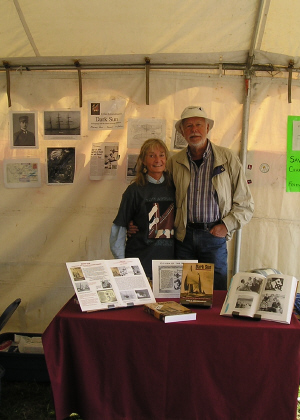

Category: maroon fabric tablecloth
[42, 291, 300, 420]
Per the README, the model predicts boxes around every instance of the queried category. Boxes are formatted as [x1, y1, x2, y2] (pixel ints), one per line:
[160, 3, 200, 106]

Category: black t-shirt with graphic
[113, 179, 175, 278]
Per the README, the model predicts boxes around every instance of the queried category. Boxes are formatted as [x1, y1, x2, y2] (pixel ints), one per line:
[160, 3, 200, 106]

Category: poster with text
[287, 116, 300, 192]
[88, 100, 126, 130]
[90, 142, 119, 180]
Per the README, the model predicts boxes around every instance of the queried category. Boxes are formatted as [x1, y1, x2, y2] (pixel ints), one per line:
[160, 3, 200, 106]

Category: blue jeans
[175, 226, 228, 290]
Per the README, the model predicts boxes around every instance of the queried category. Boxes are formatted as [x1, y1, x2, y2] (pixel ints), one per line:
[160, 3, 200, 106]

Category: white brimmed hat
[175, 106, 214, 135]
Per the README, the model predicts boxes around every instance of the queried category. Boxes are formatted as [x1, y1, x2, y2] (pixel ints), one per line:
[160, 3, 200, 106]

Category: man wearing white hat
[168, 106, 254, 290]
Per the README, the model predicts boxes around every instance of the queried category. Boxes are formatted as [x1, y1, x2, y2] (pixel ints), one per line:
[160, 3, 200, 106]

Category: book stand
[232, 311, 261, 321]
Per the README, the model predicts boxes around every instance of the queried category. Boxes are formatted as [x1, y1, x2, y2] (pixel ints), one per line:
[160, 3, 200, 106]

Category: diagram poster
[287, 116, 300, 192]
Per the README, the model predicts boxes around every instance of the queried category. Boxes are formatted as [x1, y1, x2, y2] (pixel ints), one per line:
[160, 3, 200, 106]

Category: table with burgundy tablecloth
[42, 291, 300, 420]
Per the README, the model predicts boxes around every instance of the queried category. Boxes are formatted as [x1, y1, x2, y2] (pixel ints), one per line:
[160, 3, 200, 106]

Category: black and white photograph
[236, 276, 263, 293]
[265, 277, 284, 291]
[101, 280, 112, 289]
[258, 294, 284, 314]
[44, 110, 81, 139]
[120, 290, 136, 301]
[76, 282, 90, 293]
[10, 111, 38, 148]
[104, 145, 119, 170]
[47, 147, 75, 184]
[235, 296, 253, 309]
[136, 289, 151, 299]
[131, 265, 141, 275]
[126, 153, 138, 182]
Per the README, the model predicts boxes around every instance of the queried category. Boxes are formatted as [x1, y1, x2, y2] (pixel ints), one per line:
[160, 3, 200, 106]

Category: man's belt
[187, 220, 220, 230]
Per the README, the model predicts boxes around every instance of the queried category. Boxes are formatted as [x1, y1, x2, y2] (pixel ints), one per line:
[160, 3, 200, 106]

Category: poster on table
[287, 116, 300, 192]
[88, 99, 126, 130]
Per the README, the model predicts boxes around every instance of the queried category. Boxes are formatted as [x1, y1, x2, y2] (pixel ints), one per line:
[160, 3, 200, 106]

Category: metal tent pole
[232, 73, 251, 276]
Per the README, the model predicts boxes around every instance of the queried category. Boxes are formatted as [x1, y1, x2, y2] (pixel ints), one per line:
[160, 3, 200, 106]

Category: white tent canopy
[1, 0, 300, 69]
[0, 0, 300, 332]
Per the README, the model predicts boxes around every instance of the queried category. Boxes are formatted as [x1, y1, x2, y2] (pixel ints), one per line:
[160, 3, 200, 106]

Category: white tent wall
[0, 69, 299, 332]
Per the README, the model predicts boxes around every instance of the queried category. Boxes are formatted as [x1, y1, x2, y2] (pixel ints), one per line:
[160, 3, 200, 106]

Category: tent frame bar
[1, 61, 299, 73]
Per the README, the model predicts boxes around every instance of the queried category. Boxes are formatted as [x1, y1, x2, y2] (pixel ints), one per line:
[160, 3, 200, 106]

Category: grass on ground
[0, 380, 83, 420]
[0, 379, 300, 420]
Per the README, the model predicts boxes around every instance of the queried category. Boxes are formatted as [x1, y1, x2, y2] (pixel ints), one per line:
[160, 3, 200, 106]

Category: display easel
[232, 311, 261, 321]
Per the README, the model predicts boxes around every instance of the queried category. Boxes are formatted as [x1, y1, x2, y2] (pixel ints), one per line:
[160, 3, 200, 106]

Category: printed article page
[67, 258, 155, 312]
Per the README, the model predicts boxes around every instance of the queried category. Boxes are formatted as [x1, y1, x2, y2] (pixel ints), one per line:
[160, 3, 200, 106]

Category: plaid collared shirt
[187, 140, 220, 223]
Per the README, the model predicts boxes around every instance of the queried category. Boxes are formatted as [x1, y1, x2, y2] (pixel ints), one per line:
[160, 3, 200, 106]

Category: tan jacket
[167, 142, 254, 241]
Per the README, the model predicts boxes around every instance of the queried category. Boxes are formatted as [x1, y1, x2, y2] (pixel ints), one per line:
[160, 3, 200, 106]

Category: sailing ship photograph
[44, 110, 81, 139]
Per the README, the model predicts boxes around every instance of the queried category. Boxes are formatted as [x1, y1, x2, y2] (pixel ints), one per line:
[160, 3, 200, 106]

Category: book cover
[180, 263, 214, 308]
[152, 260, 198, 298]
[143, 301, 197, 323]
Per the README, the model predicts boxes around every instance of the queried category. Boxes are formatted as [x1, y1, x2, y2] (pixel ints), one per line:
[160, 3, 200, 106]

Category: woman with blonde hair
[110, 138, 175, 279]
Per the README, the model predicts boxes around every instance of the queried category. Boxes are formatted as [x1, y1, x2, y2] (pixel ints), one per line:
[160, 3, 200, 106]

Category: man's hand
[210, 223, 227, 238]
[127, 220, 139, 237]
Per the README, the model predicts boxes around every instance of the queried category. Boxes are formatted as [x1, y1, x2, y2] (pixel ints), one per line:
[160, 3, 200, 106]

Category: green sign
[287, 116, 300, 192]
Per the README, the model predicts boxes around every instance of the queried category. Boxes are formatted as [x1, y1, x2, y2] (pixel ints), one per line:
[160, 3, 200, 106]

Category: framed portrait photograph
[46, 147, 75, 185]
[3, 158, 41, 188]
[44, 110, 81, 139]
[10, 111, 38, 148]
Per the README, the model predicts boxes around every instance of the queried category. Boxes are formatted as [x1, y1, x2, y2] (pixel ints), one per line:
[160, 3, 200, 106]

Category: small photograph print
[236, 276, 263, 293]
[132, 265, 141, 275]
[10, 111, 38, 148]
[104, 145, 119, 170]
[47, 147, 75, 184]
[44, 110, 81, 139]
[110, 266, 128, 277]
[174, 276, 181, 290]
[101, 280, 112, 289]
[120, 290, 136, 301]
[235, 296, 253, 309]
[91, 103, 100, 115]
[265, 277, 284, 291]
[76, 282, 90, 293]
[126, 154, 138, 182]
[136, 289, 151, 299]
[97, 289, 118, 303]
[258, 294, 284, 314]
[70, 267, 85, 281]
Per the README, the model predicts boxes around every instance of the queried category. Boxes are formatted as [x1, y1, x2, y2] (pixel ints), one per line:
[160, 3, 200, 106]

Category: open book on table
[66, 258, 156, 312]
[220, 271, 298, 324]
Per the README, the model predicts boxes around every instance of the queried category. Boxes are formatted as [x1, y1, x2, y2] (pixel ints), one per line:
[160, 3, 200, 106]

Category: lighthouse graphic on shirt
[147, 201, 175, 239]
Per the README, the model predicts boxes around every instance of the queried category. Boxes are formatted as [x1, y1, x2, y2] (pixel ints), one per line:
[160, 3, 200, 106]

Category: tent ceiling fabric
[1, 0, 300, 69]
